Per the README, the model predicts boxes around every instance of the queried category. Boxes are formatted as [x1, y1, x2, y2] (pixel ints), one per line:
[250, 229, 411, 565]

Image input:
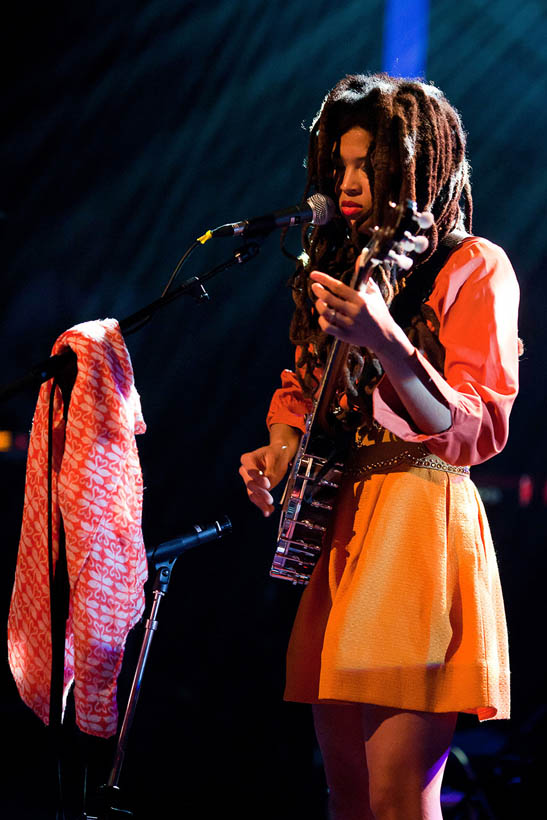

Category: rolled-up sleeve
[266, 366, 313, 434]
[373, 238, 520, 466]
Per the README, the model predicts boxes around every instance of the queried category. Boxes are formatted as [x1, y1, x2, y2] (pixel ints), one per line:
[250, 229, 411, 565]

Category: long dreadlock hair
[289, 73, 473, 428]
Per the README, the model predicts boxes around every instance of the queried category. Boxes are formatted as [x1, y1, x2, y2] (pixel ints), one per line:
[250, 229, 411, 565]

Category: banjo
[271, 200, 433, 585]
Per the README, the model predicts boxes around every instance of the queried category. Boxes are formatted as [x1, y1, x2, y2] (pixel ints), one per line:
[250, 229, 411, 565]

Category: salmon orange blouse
[266, 237, 520, 465]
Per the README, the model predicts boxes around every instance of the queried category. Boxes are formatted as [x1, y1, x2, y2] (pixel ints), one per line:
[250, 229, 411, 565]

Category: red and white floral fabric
[8, 318, 147, 738]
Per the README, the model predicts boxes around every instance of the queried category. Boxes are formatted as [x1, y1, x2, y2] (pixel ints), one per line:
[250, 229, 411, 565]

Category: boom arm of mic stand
[0, 240, 263, 402]
[120, 239, 262, 336]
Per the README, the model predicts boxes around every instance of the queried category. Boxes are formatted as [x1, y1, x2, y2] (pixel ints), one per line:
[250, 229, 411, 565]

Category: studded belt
[345, 438, 470, 478]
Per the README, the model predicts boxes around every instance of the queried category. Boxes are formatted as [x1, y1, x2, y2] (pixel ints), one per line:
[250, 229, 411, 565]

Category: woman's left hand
[310, 269, 398, 355]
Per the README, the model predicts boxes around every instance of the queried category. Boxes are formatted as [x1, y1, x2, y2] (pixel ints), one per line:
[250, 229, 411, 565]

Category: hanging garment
[8, 318, 148, 738]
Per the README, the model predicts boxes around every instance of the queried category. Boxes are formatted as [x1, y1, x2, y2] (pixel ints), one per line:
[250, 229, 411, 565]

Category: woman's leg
[362, 705, 457, 820]
[313, 703, 374, 820]
[313, 702, 457, 820]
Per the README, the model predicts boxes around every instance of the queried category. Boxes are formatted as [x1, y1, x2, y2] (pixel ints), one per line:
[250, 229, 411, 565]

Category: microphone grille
[307, 193, 336, 226]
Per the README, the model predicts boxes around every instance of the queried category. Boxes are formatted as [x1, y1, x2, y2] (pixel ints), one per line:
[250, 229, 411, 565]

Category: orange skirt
[284, 465, 510, 720]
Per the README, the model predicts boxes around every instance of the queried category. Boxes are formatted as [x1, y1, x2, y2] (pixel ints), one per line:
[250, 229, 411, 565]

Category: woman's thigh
[313, 702, 457, 819]
[313, 703, 373, 819]
[361, 705, 457, 819]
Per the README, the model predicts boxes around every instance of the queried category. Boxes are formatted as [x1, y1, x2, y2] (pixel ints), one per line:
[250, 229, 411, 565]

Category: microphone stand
[0, 238, 263, 403]
[92, 517, 232, 820]
[0, 234, 260, 818]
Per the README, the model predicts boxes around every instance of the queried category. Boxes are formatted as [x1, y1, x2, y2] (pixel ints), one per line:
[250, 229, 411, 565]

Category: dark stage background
[1, 1, 546, 817]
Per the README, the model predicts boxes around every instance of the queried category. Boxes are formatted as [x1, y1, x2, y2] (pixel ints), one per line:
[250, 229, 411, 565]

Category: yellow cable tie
[197, 230, 213, 245]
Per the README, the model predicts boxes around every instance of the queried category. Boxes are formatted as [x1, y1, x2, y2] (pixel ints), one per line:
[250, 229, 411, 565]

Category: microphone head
[307, 193, 336, 226]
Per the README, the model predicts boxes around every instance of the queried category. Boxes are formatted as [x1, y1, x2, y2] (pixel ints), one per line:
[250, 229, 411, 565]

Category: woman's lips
[340, 201, 362, 217]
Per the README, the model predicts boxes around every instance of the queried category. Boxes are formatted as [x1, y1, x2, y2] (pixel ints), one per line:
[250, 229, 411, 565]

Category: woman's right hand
[239, 425, 300, 517]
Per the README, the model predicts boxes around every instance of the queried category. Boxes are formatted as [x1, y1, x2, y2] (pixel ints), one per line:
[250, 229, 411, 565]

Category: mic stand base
[90, 517, 230, 819]
[93, 560, 176, 820]
[85, 785, 133, 819]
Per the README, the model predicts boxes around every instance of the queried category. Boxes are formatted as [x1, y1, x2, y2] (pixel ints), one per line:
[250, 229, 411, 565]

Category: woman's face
[333, 126, 374, 225]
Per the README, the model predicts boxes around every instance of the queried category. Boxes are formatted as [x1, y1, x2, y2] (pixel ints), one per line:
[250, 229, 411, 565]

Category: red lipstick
[340, 200, 362, 217]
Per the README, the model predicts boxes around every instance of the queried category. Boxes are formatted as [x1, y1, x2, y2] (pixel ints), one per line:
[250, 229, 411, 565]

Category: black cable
[121, 239, 202, 337]
[160, 239, 201, 297]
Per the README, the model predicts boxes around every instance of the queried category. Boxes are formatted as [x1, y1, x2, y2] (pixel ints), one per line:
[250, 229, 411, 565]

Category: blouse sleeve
[266, 354, 314, 434]
[373, 237, 520, 466]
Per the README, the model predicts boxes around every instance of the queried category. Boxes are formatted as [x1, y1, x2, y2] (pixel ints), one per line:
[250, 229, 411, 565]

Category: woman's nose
[341, 166, 361, 193]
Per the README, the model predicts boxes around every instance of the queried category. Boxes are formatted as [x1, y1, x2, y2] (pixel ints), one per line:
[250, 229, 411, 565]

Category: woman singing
[239, 74, 519, 819]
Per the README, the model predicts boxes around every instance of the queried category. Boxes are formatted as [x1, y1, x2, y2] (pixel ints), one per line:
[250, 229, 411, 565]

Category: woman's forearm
[269, 423, 301, 459]
[310, 270, 452, 436]
[375, 325, 452, 435]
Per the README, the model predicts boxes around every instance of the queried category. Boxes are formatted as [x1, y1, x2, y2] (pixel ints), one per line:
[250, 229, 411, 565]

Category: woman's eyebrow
[338, 154, 369, 162]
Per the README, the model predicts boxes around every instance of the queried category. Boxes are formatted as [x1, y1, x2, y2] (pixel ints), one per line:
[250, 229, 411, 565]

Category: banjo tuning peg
[388, 250, 413, 270]
[412, 235, 429, 254]
[402, 232, 429, 254]
[414, 210, 434, 230]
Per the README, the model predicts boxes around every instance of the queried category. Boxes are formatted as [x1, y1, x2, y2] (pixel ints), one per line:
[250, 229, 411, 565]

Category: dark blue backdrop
[2, 2, 546, 817]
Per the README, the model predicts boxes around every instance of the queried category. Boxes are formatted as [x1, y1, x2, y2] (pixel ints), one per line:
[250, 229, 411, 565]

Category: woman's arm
[239, 423, 301, 517]
[240, 351, 314, 516]
[310, 271, 452, 435]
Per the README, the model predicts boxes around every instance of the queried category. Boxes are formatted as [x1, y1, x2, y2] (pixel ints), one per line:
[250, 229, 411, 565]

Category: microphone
[147, 516, 232, 564]
[198, 193, 336, 242]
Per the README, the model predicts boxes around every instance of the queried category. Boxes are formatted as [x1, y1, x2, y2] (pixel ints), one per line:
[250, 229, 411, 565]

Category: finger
[315, 299, 353, 331]
[246, 478, 273, 497]
[240, 472, 274, 510]
[318, 313, 353, 340]
[311, 282, 360, 314]
[247, 468, 271, 488]
[312, 291, 357, 326]
[310, 270, 357, 302]
[238, 465, 271, 490]
[248, 490, 275, 516]
[240, 455, 270, 481]
[250, 479, 272, 497]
